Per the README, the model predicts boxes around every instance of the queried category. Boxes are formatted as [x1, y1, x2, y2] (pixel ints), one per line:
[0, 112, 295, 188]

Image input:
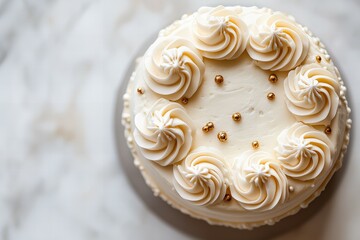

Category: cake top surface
[122, 5, 351, 229]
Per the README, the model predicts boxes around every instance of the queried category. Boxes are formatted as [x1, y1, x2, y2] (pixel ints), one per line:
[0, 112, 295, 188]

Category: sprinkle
[268, 74, 278, 83]
[215, 75, 224, 84]
[137, 87, 144, 94]
[267, 92, 275, 100]
[181, 97, 189, 104]
[202, 122, 215, 132]
[252, 141, 259, 149]
[316, 55, 322, 63]
[206, 122, 215, 129]
[324, 126, 332, 134]
[217, 131, 228, 142]
[232, 112, 241, 122]
[224, 193, 232, 201]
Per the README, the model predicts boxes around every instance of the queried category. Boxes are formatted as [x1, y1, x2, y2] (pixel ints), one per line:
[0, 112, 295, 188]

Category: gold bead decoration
[224, 193, 232, 201]
[206, 122, 215, 130]
[324, 126, 332, 134]
[232, 112, 241, 122]
[217, 131, 228, 142]
[268, 74, 278, 83]
[267, 92, 275, 100]
[289, 186, 294, 192]
[202, 122, 214, 133]
[202, 125, 209, 132]
[137, 87, 144, 94]
[215, 75, 224, 84]
[181, 97, 189, 104]
[252, 141, 259, 149]
[316, 55, 322, 63]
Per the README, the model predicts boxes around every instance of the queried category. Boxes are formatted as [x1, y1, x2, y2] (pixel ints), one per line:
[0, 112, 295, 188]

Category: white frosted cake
[121, 6, 351, 229]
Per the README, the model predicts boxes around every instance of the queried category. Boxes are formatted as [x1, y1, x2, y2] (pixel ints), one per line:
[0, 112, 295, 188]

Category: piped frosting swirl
[144, 37, 205, 101]
[134, 99, 193, 166]
[247, 12, 309, 71]
[284, 63, 340, 125]
[230, 151, 288, 211]
[192, 6, 249, 60]
[173, 147, 228, 206]
[275, 122, 332, 181]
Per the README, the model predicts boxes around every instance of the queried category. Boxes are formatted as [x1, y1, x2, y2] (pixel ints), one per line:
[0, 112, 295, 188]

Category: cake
[121, 5, 351, 229]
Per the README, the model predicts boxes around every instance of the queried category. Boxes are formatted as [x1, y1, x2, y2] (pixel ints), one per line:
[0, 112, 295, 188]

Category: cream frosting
[144, 37, 205, 101]
[122, 5, 351, 229]
[192, 6, 248, 60]
[275, 122, 332, 181]
[173, 147, 228, 206]
[133, 98, 194, 166]
[247, 12, 309, 71]
[230, 151, 289, 211]
[284, 63, 340, 125]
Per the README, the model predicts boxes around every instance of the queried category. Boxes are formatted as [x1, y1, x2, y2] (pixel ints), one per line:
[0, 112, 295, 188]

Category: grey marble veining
[0, 0, 359, 239]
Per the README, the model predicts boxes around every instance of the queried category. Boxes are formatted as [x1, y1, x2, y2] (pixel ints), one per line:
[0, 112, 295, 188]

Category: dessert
[121, 5, 351, 229]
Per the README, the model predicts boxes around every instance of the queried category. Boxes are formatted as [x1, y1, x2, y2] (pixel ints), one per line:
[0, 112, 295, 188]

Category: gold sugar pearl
[137, 87, 144, 94]
[215, 75, 224, 84]
[289, 186, 294, 192]
[224, 193, 232, 201]
[217, 131, 228, 142]
[324, 126, 332, 134]
[202, 122, 214, 132]
[206, 122, 215, 129]
[268, 74, 278, 83]
[267, 92, 275, 100]
[181, 97, 189, 104]
[252, 141, 260, 149]
[202, 126, 209, 132]
[232, 112, 241, 122]
[316, 55, 322, 63]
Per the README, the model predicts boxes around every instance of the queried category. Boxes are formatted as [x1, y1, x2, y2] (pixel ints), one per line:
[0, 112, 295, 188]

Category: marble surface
[0, 0, 359, 239]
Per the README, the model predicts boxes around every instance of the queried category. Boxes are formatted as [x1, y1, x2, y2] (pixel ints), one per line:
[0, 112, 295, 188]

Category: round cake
[121, 5, 351, 229]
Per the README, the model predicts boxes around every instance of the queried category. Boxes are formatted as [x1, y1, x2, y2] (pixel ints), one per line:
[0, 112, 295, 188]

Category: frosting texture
[134, 99, 193, 166]
[144, 37, 205, 101]
[230, 151, 288, 211]
[122, 5, 351, 229]
[247, 13, 309, 71]
[284, 63, 340, 125]
[275, 122, 332, 181]
[192, 6, 248, 60]
[173, 148, 228, 206]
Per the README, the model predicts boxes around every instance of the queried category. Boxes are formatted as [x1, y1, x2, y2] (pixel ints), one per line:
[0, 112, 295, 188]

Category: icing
[231, 151, 289, 211]
[192, 6, 248, 60]
[275, 122, 332, 181]
[144, 37, 205, 101]
[133, 99, 194, 166]
[247, 12, 309, 71]
[122, 5, 351, 229]
[284, 63, 340, 125]
[173, 147, 228, 205]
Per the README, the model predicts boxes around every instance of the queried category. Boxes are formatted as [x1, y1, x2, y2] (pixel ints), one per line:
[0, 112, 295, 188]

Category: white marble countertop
[0, 0, 359, 239]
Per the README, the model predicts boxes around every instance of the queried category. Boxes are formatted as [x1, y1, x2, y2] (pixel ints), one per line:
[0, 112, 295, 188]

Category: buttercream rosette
[144, 36, 205, 101]
[134, 99, 194, 166]
[230, 151, 288, 211]
[275, 122, 332, 181]
[284, 63, 340, 125]
[173, 147, 228, 206]
[247, 12, 309, 71]
[192, 6, 249, 60]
